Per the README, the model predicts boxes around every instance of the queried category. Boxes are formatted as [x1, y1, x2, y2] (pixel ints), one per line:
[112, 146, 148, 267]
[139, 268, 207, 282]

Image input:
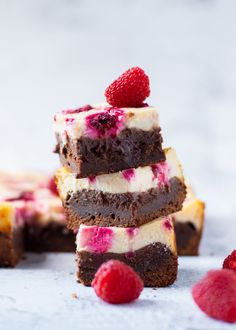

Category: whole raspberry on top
[192, 269, 236, 323]
[223, 250, 236, 272]
[92, 260, 144, 304]
[105, 67, 150, 107]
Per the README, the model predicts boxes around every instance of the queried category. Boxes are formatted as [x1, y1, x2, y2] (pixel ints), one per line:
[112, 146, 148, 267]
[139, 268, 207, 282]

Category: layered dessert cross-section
[0, 171, 75, 266]
[56, 148, 187, 229]
[54, 104, 165, 178]
[24, 183, 75, 253]
[76, 216, 178, 287]
[0, 201, 24, 267]
[173, 185, 205, 256]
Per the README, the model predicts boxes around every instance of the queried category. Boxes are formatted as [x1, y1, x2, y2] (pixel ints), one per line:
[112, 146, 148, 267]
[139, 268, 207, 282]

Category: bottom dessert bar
[76, 216, 178, 287]
[173, 186, 205, 256]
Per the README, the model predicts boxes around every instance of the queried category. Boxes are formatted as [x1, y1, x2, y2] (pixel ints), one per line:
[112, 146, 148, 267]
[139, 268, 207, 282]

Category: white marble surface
[0, 1, 236, 329]
[0, 254, 235, 330]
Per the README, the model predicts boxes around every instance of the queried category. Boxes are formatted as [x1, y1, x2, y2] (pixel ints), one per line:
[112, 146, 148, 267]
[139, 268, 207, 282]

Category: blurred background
[0, 0, 235, 254]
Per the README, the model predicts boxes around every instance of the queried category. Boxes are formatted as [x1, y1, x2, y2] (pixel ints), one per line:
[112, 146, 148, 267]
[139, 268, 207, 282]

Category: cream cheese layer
[54, 103, 160, 143]
[76, 216, 176, 255]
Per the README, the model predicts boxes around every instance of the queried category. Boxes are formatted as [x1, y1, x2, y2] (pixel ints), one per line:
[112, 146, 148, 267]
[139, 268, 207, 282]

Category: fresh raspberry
[223, 250, 236, 272]
[192, 269, 236, 323]
[48, 177, 58, 195]
[105, 67, 150, 107]
[92, 260, 144, 304]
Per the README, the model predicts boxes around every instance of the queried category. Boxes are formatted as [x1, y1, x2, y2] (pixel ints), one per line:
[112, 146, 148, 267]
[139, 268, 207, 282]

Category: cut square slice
[56, 148, 186, 229]
[76, 216, 177, 287]
[54, 104, 165, 177]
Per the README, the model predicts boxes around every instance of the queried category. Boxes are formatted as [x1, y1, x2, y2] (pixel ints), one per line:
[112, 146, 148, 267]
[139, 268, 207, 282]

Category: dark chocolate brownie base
[174, 221, 202, 256]
[77, 242, 178, 287]
[0, 227, 24, 267]
[56, 127, 165, 178]
[25, 222, 75, 252]
[65, 177, 186, 229]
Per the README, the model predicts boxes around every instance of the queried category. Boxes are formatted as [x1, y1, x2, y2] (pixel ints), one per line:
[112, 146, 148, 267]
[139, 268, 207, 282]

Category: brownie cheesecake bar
[0, 172, 75, 266]
[173, 186, 205, 256]
[56, 148, 186, 229]
[24, 182, 74, 252]
[76, 216, 178, 287]
[54, 103, 165, 178]
[0, 201, 24, 266]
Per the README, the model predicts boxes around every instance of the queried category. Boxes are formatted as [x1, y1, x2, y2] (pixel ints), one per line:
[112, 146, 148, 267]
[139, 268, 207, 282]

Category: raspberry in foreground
[223, 250, 236, 272]
[192, 269, 236, 323]
[92, 260, 144, 304]
[105, 67, 150, 107]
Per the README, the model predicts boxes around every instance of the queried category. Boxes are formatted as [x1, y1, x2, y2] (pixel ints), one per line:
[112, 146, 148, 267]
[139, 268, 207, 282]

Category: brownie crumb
[72, 293, 78, 299]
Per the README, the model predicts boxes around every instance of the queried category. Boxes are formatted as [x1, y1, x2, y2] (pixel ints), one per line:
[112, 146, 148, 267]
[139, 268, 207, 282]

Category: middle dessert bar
[56, 148, 186, 229]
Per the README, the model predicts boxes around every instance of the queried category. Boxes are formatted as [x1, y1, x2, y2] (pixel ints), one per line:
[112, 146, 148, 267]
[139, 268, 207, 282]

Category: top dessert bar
[54, 103, 165, 178]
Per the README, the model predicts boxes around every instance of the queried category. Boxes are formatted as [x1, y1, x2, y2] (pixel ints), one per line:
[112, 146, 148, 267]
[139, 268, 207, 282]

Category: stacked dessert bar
[0, 172, 74, 266]
[54, 68, 188, 286]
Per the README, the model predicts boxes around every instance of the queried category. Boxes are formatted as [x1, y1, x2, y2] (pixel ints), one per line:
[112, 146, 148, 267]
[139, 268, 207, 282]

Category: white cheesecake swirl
[54, 103, 160, 143]
[76, 216, 176, 255]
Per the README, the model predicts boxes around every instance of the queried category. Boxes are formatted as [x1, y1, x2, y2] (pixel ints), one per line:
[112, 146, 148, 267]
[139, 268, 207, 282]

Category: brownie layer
[25, 222, 75, 252]
[174, 222, 202, 256]
[56, 128, 165, 178]
[0, 227, 24, 267]
[77, 242, 178, 287]
[64, 177, 186, 229]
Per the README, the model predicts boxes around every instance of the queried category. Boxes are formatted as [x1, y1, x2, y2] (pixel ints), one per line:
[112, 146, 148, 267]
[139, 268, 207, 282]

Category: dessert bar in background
[0, 201, 24, 266]
[76, 216, 178, 287]
[0, 172, 75, 267]
[56, 148, 186, 229]
[174, 185, 205, 256]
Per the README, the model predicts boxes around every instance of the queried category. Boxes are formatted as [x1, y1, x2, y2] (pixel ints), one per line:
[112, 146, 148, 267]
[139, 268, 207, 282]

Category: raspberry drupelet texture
[223, 250, 236, 272]
[192, 269, 236, 323]
[92, 260, 144, 304]
[105, 67, 150, 107]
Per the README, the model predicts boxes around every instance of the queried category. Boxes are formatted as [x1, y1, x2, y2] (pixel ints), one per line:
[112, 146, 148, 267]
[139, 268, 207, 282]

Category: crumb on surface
[72, 292, 78, 299]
